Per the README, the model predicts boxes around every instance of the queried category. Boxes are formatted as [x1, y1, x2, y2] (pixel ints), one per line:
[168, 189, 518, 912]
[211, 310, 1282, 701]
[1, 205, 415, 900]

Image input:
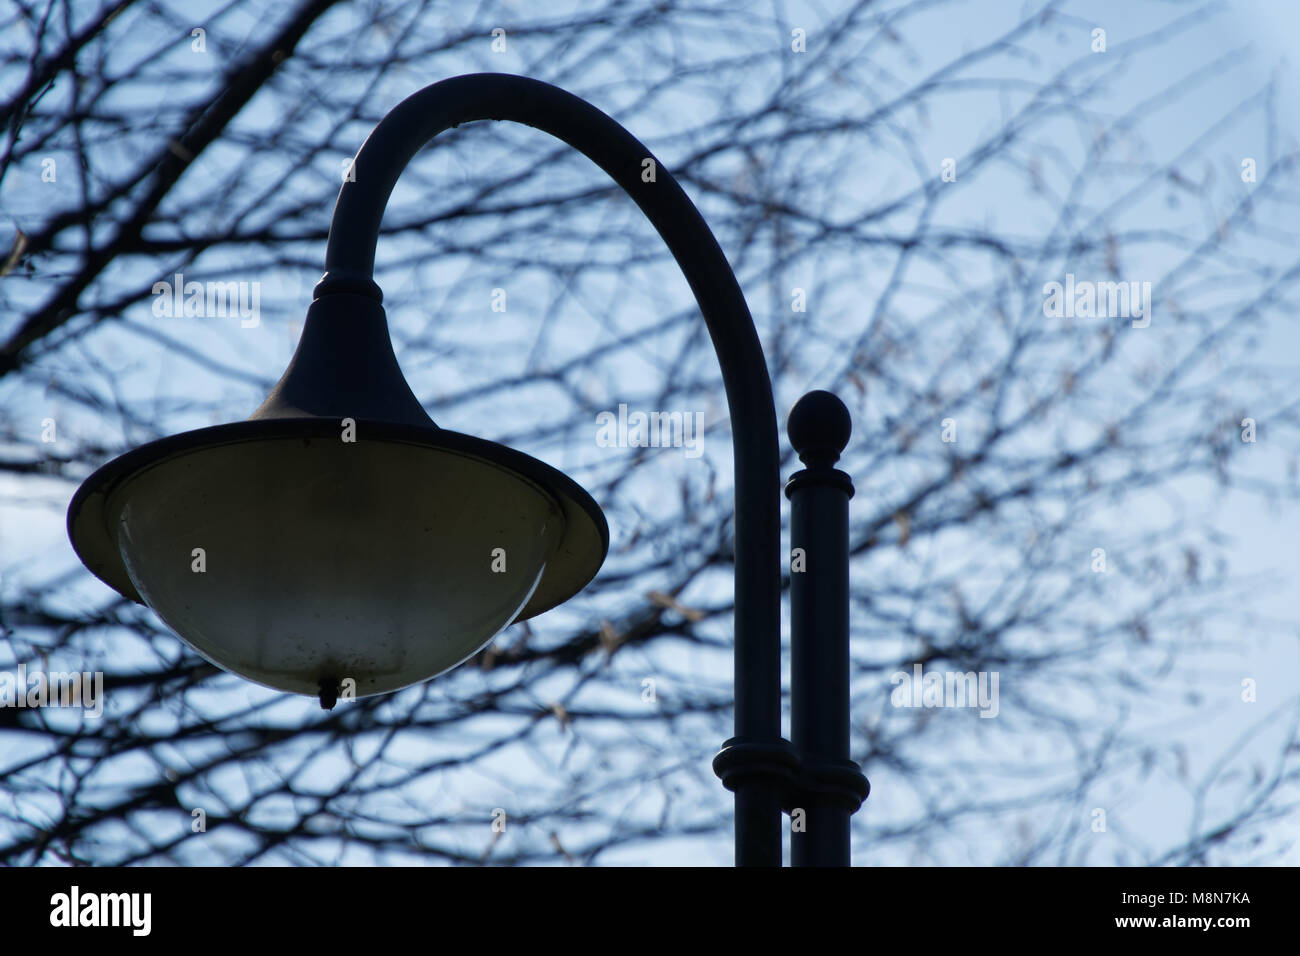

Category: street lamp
[66, 73, 866, 865]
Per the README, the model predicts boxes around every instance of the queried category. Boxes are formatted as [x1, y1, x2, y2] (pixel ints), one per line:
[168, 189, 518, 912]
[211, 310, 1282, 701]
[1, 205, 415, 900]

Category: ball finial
[787, 390, 851, 466]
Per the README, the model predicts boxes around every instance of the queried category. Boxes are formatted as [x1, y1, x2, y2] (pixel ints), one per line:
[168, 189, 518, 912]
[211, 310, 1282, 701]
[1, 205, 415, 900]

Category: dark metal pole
[313, 73, 786, 865]
[786, 391, 869, 866]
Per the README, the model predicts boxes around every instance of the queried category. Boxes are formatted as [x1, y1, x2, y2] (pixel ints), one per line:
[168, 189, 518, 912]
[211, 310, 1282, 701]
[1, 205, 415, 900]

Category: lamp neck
[316, 72, 784, 866]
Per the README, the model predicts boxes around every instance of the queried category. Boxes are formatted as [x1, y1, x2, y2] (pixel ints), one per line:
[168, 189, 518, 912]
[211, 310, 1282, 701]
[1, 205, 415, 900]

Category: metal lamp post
[66, 73, 867, 866]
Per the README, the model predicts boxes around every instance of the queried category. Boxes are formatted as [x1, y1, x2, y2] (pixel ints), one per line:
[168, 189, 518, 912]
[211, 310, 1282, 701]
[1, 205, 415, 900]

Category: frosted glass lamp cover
[67, 293, 608, 702]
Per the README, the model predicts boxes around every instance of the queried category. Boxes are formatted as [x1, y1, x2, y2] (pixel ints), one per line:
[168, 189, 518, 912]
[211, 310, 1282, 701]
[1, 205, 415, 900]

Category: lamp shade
[68, 293, 608, 702]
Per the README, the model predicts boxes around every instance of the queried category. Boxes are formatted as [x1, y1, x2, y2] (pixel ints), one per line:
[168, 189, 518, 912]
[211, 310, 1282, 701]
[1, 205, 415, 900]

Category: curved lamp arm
[316, 73, 784, 865]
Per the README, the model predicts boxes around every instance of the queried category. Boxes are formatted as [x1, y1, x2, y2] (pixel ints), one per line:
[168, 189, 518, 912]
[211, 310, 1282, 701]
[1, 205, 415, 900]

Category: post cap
[787, 390, 851, 466]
